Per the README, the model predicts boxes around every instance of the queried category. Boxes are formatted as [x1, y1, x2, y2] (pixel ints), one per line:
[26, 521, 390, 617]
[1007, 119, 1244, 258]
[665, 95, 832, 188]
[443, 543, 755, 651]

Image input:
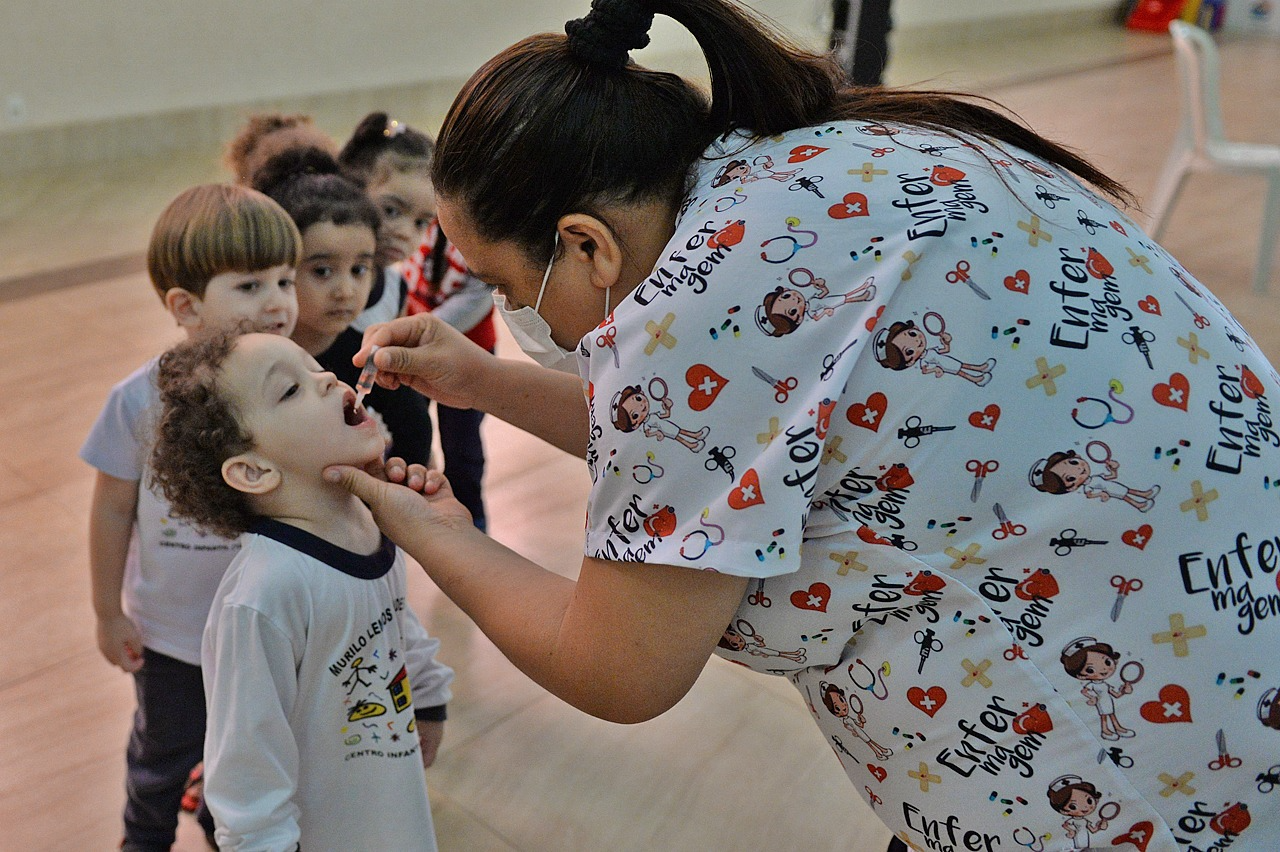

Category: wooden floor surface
[1, 20, 1277, 852]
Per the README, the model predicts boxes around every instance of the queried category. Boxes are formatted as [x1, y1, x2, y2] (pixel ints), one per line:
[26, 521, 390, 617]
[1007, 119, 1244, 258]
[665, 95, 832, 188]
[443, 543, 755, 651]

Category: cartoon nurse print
[819, 681, 893, 761]
[872, 311, 995, 386]
[1059, 637, 1135, 741]
[1029, 440, 1159, 512]
[1047, 774, 1118, 850]
[754, 268, 877, 336]
[611, 379, 709, 453]
[719, 620, 806, 664]
[711, 154, 801, 188]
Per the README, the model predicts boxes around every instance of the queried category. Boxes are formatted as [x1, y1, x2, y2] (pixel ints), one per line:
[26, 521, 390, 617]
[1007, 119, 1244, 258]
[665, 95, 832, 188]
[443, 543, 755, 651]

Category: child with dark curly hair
[149, 330, 453, 851]
[80, 183, 300, 851]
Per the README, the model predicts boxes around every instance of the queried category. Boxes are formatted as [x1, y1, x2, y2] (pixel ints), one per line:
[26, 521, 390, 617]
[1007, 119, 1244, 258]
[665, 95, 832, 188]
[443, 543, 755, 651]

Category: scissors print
[1209, 728, 1243, 770]
[945, 260, 991, 300]
[1121, 325, 1156, 370]
[748, 578, 771, 607]
[1051, 529, 1109, 556]
[821, 339, 859, 381]
[595, 325, 619, 368]
[1258, 764, 1280, 793]
[632, 451, 664, 483]
[705, 444, 736, 479]
[966, 459, 998, 503]
[1004, 643, 1028, 661]
[914, 628, 943, 674]
[789, 175, 825, 198]
[1175, 291, 1210, 329]
[1110, 574, 1143, 621]
[850, 142, 894, 157]
[1034, 184, 1069, 208]
[751, 366, 798, 403]
[991, 503, 1027, 539]
[898, 415, 956, 448]
[1098, 745, 1135, 769]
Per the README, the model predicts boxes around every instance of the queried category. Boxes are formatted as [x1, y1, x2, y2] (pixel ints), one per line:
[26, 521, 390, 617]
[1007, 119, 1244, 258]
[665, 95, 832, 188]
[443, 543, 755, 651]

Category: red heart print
[728, 468, 765, 510]
[1086, 247, 1115, 279]
[1153, 373, 1191, 411]
[1122, 524, 1153, 550]
[1013, 703, 1053, 735]
[1003, 269, 1031, 293]
[828, 192, 870, 219]
[865, 304, 885, 331]
[904, 571, 946, 596]
[708, 219, 744, 249]
[968, 404, 1001, 431]
[1110, 220, 1128, 236]
[685, 363, 729, 412]
[790, 582, 831, 612]
[846, 391, 887, 431]
[928, 165, 967, 186]
[1112, 821, 1154, 851]
[1138, 295, 1161, 315]
[1139, 684, 1192, 724]
[1015, 568, 1059, 601]
[907, 686, 947, 717]
[788, 144, 827, 163]
[867, 763, 887, 782]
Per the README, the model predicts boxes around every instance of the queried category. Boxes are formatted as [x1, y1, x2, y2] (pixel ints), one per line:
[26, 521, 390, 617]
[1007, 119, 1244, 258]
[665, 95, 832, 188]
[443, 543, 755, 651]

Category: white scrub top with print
[580, 121, 1279, 851]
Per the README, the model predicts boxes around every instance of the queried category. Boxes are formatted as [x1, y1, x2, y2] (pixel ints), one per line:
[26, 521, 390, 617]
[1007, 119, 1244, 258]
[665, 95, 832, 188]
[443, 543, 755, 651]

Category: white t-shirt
[80, 358, 239, 665]
[577, 122, 1280, 849]
[202, 520, 452, 852]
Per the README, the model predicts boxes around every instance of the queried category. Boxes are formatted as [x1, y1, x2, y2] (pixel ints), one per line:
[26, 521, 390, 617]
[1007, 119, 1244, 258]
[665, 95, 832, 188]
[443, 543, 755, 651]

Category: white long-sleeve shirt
[202, 519, 452, 852]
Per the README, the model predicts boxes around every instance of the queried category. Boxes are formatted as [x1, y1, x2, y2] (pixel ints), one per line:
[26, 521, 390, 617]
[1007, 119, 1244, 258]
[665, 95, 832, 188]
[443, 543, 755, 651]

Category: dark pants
[831, 0, 894, 86]
[437, 402, 487, 532]
[887, 837, 908, 852]
[123, 648, 214, 851]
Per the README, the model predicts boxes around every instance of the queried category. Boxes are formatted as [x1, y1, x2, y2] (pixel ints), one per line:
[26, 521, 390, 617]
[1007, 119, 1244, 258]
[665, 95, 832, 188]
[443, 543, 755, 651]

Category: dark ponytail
[433, 0, 1131, 265]
[248, 145, 380, 238]
[338, 111, 435, 186]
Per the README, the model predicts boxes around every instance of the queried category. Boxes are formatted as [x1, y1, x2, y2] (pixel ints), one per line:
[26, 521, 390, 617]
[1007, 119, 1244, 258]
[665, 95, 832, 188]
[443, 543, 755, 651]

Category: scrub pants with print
[123, 648, 215, 851]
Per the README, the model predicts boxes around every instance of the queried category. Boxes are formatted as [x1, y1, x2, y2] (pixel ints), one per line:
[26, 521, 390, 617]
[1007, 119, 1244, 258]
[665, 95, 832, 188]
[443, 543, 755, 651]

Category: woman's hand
[325, 458, 473, 548]
[354, 314, 494, 409]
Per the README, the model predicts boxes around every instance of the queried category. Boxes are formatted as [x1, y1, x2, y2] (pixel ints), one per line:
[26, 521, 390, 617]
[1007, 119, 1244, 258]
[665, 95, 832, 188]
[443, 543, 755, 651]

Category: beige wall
[1, 0, 1116, 135]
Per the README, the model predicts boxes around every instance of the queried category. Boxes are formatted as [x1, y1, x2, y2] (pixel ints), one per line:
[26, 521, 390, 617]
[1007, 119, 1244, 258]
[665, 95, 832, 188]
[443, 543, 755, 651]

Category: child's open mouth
[343, 392, 369, 427]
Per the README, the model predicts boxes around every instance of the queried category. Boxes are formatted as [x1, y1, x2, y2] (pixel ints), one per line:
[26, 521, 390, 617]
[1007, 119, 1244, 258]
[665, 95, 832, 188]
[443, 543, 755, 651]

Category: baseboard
[0, 6, 1123, 176]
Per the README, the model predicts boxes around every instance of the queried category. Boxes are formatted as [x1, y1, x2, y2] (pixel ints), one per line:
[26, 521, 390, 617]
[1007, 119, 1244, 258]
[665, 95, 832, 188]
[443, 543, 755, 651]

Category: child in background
[149, 331, 453, 852]
[339, 112, 494, 530]
[225, 116, 435, 468]
[80, 184, 301, 851]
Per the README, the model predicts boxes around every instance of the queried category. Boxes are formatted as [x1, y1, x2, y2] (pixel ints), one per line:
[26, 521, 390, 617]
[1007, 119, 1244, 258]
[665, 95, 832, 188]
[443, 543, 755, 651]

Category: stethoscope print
[760, 218, 819, 263]
[679, 507, 726, 561]
[849, 658, 890, 700]
[1071, 379, 1134, 429]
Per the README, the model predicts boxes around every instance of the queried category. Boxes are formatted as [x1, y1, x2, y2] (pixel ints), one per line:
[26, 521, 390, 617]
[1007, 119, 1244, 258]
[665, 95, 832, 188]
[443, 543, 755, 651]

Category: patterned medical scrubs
[580, 122, 1279, 851]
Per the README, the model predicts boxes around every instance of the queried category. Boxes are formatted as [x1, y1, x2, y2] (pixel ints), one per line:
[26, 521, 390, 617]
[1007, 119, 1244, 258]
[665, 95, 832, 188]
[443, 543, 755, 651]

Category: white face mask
[494, 232, 610, 375]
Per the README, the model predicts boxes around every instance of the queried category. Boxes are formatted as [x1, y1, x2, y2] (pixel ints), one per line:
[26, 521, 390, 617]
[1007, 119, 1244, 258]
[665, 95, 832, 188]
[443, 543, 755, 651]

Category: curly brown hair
[149, 331, 257, 538]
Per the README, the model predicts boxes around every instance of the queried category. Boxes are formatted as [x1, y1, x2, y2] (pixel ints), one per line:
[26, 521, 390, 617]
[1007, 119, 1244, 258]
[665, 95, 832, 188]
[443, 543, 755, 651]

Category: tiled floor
[2, 19, 1278, 852]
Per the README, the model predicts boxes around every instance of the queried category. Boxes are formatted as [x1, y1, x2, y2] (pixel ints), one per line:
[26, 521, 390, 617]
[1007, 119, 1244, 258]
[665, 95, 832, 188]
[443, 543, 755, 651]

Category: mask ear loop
[533, 232, 560, 314]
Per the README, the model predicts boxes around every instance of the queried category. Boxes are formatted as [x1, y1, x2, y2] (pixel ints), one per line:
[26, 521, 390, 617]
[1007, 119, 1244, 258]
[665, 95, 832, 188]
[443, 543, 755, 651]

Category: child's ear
[164, 288, 204, 329]
[221, 454, 281, 495]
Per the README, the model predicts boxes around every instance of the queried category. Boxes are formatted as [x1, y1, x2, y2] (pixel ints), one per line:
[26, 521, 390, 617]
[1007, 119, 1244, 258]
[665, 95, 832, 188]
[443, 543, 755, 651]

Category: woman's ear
[221, 454, 281, 495]
[164, 288, 204, 328]
[557, 213, 623, 293]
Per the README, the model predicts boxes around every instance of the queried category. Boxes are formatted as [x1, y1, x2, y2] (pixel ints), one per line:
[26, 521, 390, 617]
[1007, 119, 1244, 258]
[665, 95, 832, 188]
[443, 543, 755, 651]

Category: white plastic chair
[1148, 20, 1280, 293]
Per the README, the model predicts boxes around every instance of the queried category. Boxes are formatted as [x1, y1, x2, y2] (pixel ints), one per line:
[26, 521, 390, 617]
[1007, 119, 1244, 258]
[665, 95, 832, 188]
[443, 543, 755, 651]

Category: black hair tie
[565, 0, 654, 69]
